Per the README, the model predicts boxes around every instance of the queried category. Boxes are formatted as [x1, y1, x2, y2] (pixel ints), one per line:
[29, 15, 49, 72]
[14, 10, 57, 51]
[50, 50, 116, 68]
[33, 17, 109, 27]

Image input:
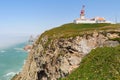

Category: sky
[0, 0, 120, 47]
[0, 0, 120, 36]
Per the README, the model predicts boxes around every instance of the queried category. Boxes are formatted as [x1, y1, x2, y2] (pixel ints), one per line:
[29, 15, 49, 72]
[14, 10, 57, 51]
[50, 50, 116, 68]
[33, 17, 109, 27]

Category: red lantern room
[80, 5, 85, 16]
[80, 5, 85, 19]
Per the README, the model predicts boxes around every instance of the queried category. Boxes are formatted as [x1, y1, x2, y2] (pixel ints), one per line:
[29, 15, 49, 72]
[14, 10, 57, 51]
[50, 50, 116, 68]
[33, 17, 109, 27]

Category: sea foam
[4, 72, 16, 77]
[3, 72, 17, 80]
[0, 50, 6, 53]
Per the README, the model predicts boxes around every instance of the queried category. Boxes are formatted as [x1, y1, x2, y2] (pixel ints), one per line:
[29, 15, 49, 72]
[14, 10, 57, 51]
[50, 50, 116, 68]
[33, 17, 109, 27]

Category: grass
[111, 38, 120, 43]
[36, 23, 120, 48]
[37, 23, 120, 42]
[40, 23, 111, 38]
[60, 46, 120, 80]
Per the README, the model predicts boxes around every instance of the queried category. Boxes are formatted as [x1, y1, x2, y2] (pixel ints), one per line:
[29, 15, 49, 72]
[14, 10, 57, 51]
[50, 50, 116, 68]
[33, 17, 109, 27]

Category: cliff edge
[12, 23, 120, 80]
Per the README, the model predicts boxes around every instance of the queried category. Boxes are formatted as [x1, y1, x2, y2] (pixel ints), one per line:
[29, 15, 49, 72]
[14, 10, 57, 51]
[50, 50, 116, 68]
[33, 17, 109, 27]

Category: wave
[4, 72, 16, 77]
[0, 50, 6, 53]
[14, 48, 23, 50]
[24, 60, 26, 65]
[3, 72, 17, 80]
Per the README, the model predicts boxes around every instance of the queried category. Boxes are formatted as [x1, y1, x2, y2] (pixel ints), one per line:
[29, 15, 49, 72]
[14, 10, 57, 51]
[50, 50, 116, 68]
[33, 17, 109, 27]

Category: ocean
[0, 42, 28, 80]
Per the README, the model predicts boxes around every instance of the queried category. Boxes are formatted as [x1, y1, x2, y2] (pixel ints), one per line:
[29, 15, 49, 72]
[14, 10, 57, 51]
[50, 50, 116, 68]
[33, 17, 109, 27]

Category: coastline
[0, 42, 27, 80]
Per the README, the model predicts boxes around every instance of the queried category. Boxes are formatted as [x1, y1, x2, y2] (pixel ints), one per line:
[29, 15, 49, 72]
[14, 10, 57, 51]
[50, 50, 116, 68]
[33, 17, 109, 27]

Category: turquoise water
[0, 43, 28, 80]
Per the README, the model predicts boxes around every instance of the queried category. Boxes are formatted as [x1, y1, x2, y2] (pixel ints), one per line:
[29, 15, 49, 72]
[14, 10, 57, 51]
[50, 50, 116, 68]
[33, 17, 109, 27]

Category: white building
[74, 5, 112, 24]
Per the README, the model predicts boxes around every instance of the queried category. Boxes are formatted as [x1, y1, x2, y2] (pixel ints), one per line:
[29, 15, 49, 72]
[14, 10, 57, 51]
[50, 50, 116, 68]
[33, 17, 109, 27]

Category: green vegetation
[37, 23, 120, 43]
[60, 46, 120, 80]
[36, 23, 120, 48]
[42, 23, 120, 37]
[111, 38, 120, 43]
[43, 23, 110, 37]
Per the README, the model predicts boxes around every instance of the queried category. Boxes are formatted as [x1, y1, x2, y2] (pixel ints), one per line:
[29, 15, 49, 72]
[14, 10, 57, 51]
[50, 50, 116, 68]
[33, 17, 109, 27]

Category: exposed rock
[24, 45, 33, 52]
[12, 31, 120, 80]
[107, 33, 119, 39]
[103, 41, 119, 47]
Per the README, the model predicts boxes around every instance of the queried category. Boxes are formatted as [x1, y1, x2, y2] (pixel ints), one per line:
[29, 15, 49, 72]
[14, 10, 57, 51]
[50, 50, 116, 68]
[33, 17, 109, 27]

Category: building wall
[74, 20, 96, 24]
[74, 20, 111, 24]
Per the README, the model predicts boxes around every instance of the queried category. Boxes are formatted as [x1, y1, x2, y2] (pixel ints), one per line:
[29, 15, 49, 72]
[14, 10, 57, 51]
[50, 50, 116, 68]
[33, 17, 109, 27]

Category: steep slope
[60, 46, 120, 80]
[12, 23, 120, 80]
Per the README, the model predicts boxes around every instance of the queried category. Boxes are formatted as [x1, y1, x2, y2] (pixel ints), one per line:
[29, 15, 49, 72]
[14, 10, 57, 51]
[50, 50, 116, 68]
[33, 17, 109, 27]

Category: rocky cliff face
[12, 30, 120, 80]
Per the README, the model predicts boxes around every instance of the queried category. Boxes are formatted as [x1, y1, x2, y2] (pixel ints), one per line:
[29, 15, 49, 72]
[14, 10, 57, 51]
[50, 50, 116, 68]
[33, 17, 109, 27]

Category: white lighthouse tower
[80, 5, 85, 20]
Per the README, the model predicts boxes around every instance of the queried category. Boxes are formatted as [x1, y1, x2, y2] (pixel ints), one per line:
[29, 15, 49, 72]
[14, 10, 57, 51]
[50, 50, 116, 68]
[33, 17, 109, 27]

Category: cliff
[60, 46, 120, 80]
[12, 23, 120, 80]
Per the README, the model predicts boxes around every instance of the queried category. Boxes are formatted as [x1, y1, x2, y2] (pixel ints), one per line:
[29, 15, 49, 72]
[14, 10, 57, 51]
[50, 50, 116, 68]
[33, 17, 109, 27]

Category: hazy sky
[0, 0, 120, 35]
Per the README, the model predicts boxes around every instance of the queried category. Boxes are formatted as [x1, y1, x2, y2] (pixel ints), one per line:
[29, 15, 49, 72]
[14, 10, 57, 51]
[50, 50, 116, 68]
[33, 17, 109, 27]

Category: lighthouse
[73, 5, 112, 24]
[80, 5, 85, 20]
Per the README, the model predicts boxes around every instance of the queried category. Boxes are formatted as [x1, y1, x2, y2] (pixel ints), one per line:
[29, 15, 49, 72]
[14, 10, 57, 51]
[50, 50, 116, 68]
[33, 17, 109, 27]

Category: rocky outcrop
[12, 31, 120, 80]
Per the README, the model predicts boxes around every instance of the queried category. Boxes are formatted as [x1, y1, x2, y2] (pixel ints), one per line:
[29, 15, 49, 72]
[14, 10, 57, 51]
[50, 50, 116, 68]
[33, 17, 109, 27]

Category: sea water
[0, 42, 28, 80]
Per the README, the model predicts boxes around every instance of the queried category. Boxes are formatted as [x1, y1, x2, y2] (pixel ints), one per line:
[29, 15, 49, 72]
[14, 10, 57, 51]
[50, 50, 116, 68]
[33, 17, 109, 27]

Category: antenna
[82, 5, 85, 9]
